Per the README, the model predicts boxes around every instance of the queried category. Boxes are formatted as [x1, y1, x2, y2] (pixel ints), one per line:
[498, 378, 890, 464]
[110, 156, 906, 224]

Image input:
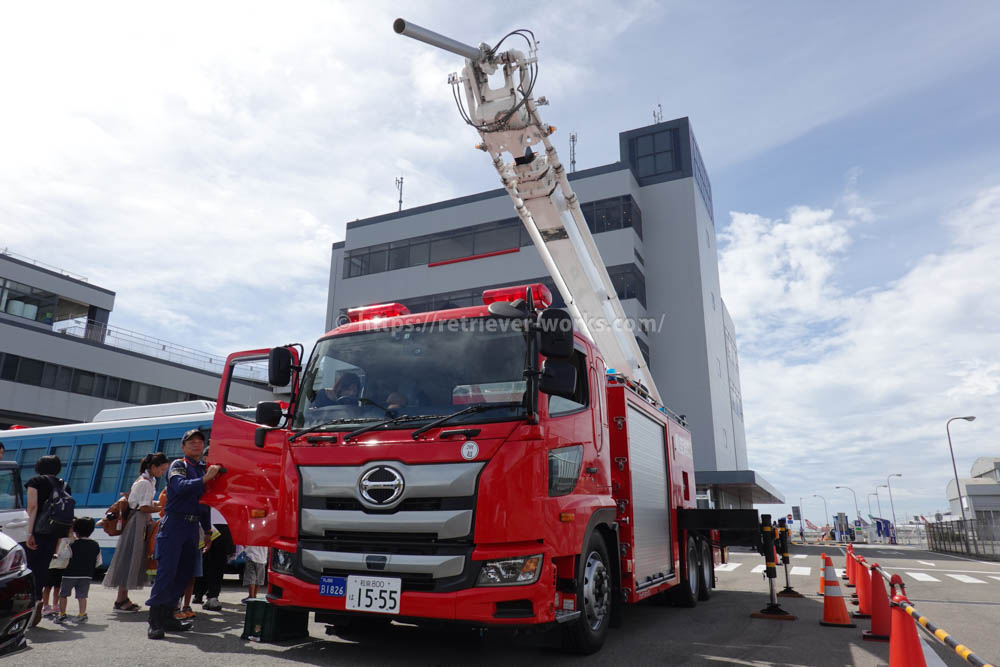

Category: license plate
[319, 576, 346, 597]
[345, 575, 401, 614]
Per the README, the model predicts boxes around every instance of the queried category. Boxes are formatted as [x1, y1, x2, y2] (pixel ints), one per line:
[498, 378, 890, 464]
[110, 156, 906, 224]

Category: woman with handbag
[25, 455, 72, 627]
[103, 453, 169, 612]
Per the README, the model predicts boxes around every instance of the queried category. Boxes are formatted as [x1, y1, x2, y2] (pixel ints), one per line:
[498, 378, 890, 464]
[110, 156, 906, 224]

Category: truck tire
[666, 535, 699, 607]
[697, 538, 713, 601]
[561, 532, 612, 655]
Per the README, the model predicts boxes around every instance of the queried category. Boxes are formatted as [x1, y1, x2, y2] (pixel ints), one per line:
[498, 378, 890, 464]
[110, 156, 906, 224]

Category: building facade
[1, 251, 271, 428]
[325, 117, 781, 508]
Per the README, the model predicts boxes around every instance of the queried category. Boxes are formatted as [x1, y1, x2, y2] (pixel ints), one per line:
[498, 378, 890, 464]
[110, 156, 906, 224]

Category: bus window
[18, 447, 46, 481]
[121, 440, 155, 493]
[68, 444, 98, 497]
[50, 445, 72, 476]
[94, 441, 126, 494]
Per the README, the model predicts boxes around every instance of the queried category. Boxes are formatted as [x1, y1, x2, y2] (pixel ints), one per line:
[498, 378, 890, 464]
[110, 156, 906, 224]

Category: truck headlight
[270, 548, 294, 574]
[477, 555, 543, 586]
[548, 445, 582, 496]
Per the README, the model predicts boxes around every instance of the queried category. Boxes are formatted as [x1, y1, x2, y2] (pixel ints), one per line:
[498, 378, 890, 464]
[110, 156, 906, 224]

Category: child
[55, 517, 102, 623]
[241, 545, 267, 602]
[42, 536, 73, 617]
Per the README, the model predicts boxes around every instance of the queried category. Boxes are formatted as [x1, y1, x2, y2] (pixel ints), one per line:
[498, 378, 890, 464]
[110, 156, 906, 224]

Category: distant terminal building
[0, 249, 272, 428]
[325, 117, 782, 509]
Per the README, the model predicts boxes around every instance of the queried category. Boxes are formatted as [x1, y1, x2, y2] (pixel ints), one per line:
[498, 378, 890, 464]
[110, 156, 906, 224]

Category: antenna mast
[395, 176, 404, 211]
[569, 132, 577, 173]
[653, 103, 663, 124]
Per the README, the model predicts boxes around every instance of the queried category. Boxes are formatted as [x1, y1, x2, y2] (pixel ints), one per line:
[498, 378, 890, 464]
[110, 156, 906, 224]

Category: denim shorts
[59, 576, 91, 599]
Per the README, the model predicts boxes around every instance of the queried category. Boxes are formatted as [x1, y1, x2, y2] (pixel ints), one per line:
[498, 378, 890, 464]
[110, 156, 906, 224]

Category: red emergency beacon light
[346, 302, 410, 322]
[482, 283, 552, 309]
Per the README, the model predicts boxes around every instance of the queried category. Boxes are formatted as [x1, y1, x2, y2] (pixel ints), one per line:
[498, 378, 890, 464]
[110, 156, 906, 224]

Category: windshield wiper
[289, 417, 383, 443]
[342, 414, 442, 443]
[410, 402, 522, 440]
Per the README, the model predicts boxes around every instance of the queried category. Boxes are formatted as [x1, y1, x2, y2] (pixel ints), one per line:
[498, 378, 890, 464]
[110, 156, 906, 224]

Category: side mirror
[268, 347, 293, 386]
[255, 401, 283, 428]
[539, 359, 577, 398]
[538, 308, 574, 358]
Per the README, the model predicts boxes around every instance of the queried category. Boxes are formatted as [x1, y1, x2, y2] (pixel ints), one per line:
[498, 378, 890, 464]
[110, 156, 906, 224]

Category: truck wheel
[561, 532, 612, 655]
[666, 535, 699, 607]
[697, 538, 713, 601]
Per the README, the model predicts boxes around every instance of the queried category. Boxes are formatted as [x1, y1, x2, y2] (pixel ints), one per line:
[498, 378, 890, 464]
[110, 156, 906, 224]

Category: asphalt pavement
[13, 544, 1000, 666]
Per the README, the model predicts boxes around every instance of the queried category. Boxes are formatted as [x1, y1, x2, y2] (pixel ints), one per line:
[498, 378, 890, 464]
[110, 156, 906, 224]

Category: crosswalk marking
[917, 560, 936, 566]
[835, 568, 845, 578]
[715, 563, 742, 572]
[751, 565, 766, 574]
[989, 576, 1000, 583]
[792, 555, 808, 559]
[946, 574, 985, 584]
[907, 572, 940, 582]
[790, 566, 811, 576]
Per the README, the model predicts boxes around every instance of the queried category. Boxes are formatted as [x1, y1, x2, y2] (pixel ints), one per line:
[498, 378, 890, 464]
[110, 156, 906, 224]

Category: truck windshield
[292, 319, 529, 430]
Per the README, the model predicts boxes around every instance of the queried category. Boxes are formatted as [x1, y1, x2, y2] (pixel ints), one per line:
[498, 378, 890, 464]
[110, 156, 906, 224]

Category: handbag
[50, 537, 73, 569]
[100, 492, 132, 536]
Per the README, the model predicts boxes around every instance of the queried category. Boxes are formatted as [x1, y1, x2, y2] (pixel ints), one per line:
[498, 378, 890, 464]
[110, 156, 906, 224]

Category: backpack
[100, 492, 132, 536]
[34, 476, 76, 537]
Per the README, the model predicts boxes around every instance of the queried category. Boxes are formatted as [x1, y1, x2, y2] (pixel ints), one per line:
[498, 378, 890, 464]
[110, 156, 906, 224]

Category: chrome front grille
[297, 461, 484, 587]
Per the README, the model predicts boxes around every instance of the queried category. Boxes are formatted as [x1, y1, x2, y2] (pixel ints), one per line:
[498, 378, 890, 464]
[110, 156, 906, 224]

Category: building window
[342, 196, 644, 279]
[632, 130, 677, 179]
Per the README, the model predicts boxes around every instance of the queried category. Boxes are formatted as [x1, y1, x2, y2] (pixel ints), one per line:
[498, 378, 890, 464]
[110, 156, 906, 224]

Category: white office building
[326, 117, 781, 509]
[1, 250, 272, 428]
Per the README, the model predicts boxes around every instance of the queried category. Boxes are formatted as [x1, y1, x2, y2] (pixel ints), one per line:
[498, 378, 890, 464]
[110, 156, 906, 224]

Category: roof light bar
[482, 283, 553, 309]
[346, 303, 411, 322]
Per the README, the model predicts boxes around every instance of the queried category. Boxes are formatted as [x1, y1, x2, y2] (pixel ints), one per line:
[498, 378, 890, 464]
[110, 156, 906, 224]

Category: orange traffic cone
[846, 550, 856, 588]
[817, 553, 826, 596]
[843, 546, 852, 581]
[819, 556, 856, 628]
[863, 562, 891, 642]
[889, 595, 926, 667]
[852, 557, 871, 618]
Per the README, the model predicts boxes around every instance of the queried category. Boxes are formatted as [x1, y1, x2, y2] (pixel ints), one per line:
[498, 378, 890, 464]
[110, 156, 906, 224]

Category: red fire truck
[206, 20, 759, 654]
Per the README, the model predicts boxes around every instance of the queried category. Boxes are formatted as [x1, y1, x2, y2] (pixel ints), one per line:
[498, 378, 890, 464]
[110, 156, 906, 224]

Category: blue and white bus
[0, 401, 219, 563]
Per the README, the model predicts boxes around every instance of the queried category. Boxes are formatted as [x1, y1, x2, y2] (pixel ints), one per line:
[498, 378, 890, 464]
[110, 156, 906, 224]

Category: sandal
[114, 599, 141, 612]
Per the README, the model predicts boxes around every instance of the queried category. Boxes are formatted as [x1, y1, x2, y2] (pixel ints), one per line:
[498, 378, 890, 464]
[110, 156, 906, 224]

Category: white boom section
[393, 19, 660, 403]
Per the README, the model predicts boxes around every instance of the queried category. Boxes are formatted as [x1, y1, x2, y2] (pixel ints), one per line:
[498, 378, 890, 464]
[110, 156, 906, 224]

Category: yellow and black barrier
[894, 598, 995, 667]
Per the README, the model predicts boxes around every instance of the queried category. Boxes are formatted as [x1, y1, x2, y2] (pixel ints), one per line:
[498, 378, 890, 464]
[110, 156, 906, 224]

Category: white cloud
[721, 184, 1000, 520]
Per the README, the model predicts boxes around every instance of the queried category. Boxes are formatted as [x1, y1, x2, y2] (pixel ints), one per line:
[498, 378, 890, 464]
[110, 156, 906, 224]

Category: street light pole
[947, 415, 976, 551]
[875, 485, 887, 518]
[813, 494, 829, 537]
[835, 485, 861, 521]
[867, 493, 875, 516]
[887, 473, 902, 530]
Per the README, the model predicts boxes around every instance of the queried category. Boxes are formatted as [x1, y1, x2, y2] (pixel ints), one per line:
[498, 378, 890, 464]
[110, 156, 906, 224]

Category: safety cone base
[819, 619, 857, 628]
[751, 604, 797, 621]
[851, 610, 871, 619]
[861, 630, 889, 642]
[777, 589, 804, 598]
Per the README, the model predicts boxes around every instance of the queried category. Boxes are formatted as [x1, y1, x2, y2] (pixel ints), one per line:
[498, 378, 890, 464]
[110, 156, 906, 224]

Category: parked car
[0, 525, 33, 655]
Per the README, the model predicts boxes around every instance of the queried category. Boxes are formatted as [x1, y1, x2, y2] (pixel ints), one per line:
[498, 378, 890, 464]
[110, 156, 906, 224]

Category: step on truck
[206, 20, 761, 654]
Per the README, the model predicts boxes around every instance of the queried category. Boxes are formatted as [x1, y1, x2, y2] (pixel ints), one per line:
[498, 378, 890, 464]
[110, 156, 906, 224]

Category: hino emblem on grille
[359, 466, 405, 505]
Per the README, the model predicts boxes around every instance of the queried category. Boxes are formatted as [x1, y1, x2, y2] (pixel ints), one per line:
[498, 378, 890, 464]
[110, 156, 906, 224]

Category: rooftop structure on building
[325, 116, 782, 508]
[1, 249, 273, 428]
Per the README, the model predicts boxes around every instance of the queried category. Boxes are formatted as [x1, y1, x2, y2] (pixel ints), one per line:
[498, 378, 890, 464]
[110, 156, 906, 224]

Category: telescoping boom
[394, 19, 661, 405]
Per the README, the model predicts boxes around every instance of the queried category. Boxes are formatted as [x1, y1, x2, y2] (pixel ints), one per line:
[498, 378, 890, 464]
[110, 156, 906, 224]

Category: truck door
[204, 348, 294, 545]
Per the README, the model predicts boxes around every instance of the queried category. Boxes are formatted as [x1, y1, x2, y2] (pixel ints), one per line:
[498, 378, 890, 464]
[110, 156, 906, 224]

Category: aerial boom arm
[395, 19, 661, 405]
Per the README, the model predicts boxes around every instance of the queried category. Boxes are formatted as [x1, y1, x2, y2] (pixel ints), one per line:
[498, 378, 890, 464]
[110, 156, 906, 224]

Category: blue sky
[1, 1, 998, 523]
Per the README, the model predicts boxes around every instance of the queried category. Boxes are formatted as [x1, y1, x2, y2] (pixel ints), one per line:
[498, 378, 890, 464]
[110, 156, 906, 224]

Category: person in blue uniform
[145, 429, 221, 639]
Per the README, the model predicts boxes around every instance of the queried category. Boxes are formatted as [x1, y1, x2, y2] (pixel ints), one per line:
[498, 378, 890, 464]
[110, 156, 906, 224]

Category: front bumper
[267, 568, 557, 626]
[0, 569, 34, 654]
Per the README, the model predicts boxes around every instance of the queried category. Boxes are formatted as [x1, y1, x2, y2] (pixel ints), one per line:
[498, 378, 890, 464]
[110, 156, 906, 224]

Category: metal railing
[0, 247, 89, 282]
[56, 317, 268, 382]
[926, 517, 1000, 561]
